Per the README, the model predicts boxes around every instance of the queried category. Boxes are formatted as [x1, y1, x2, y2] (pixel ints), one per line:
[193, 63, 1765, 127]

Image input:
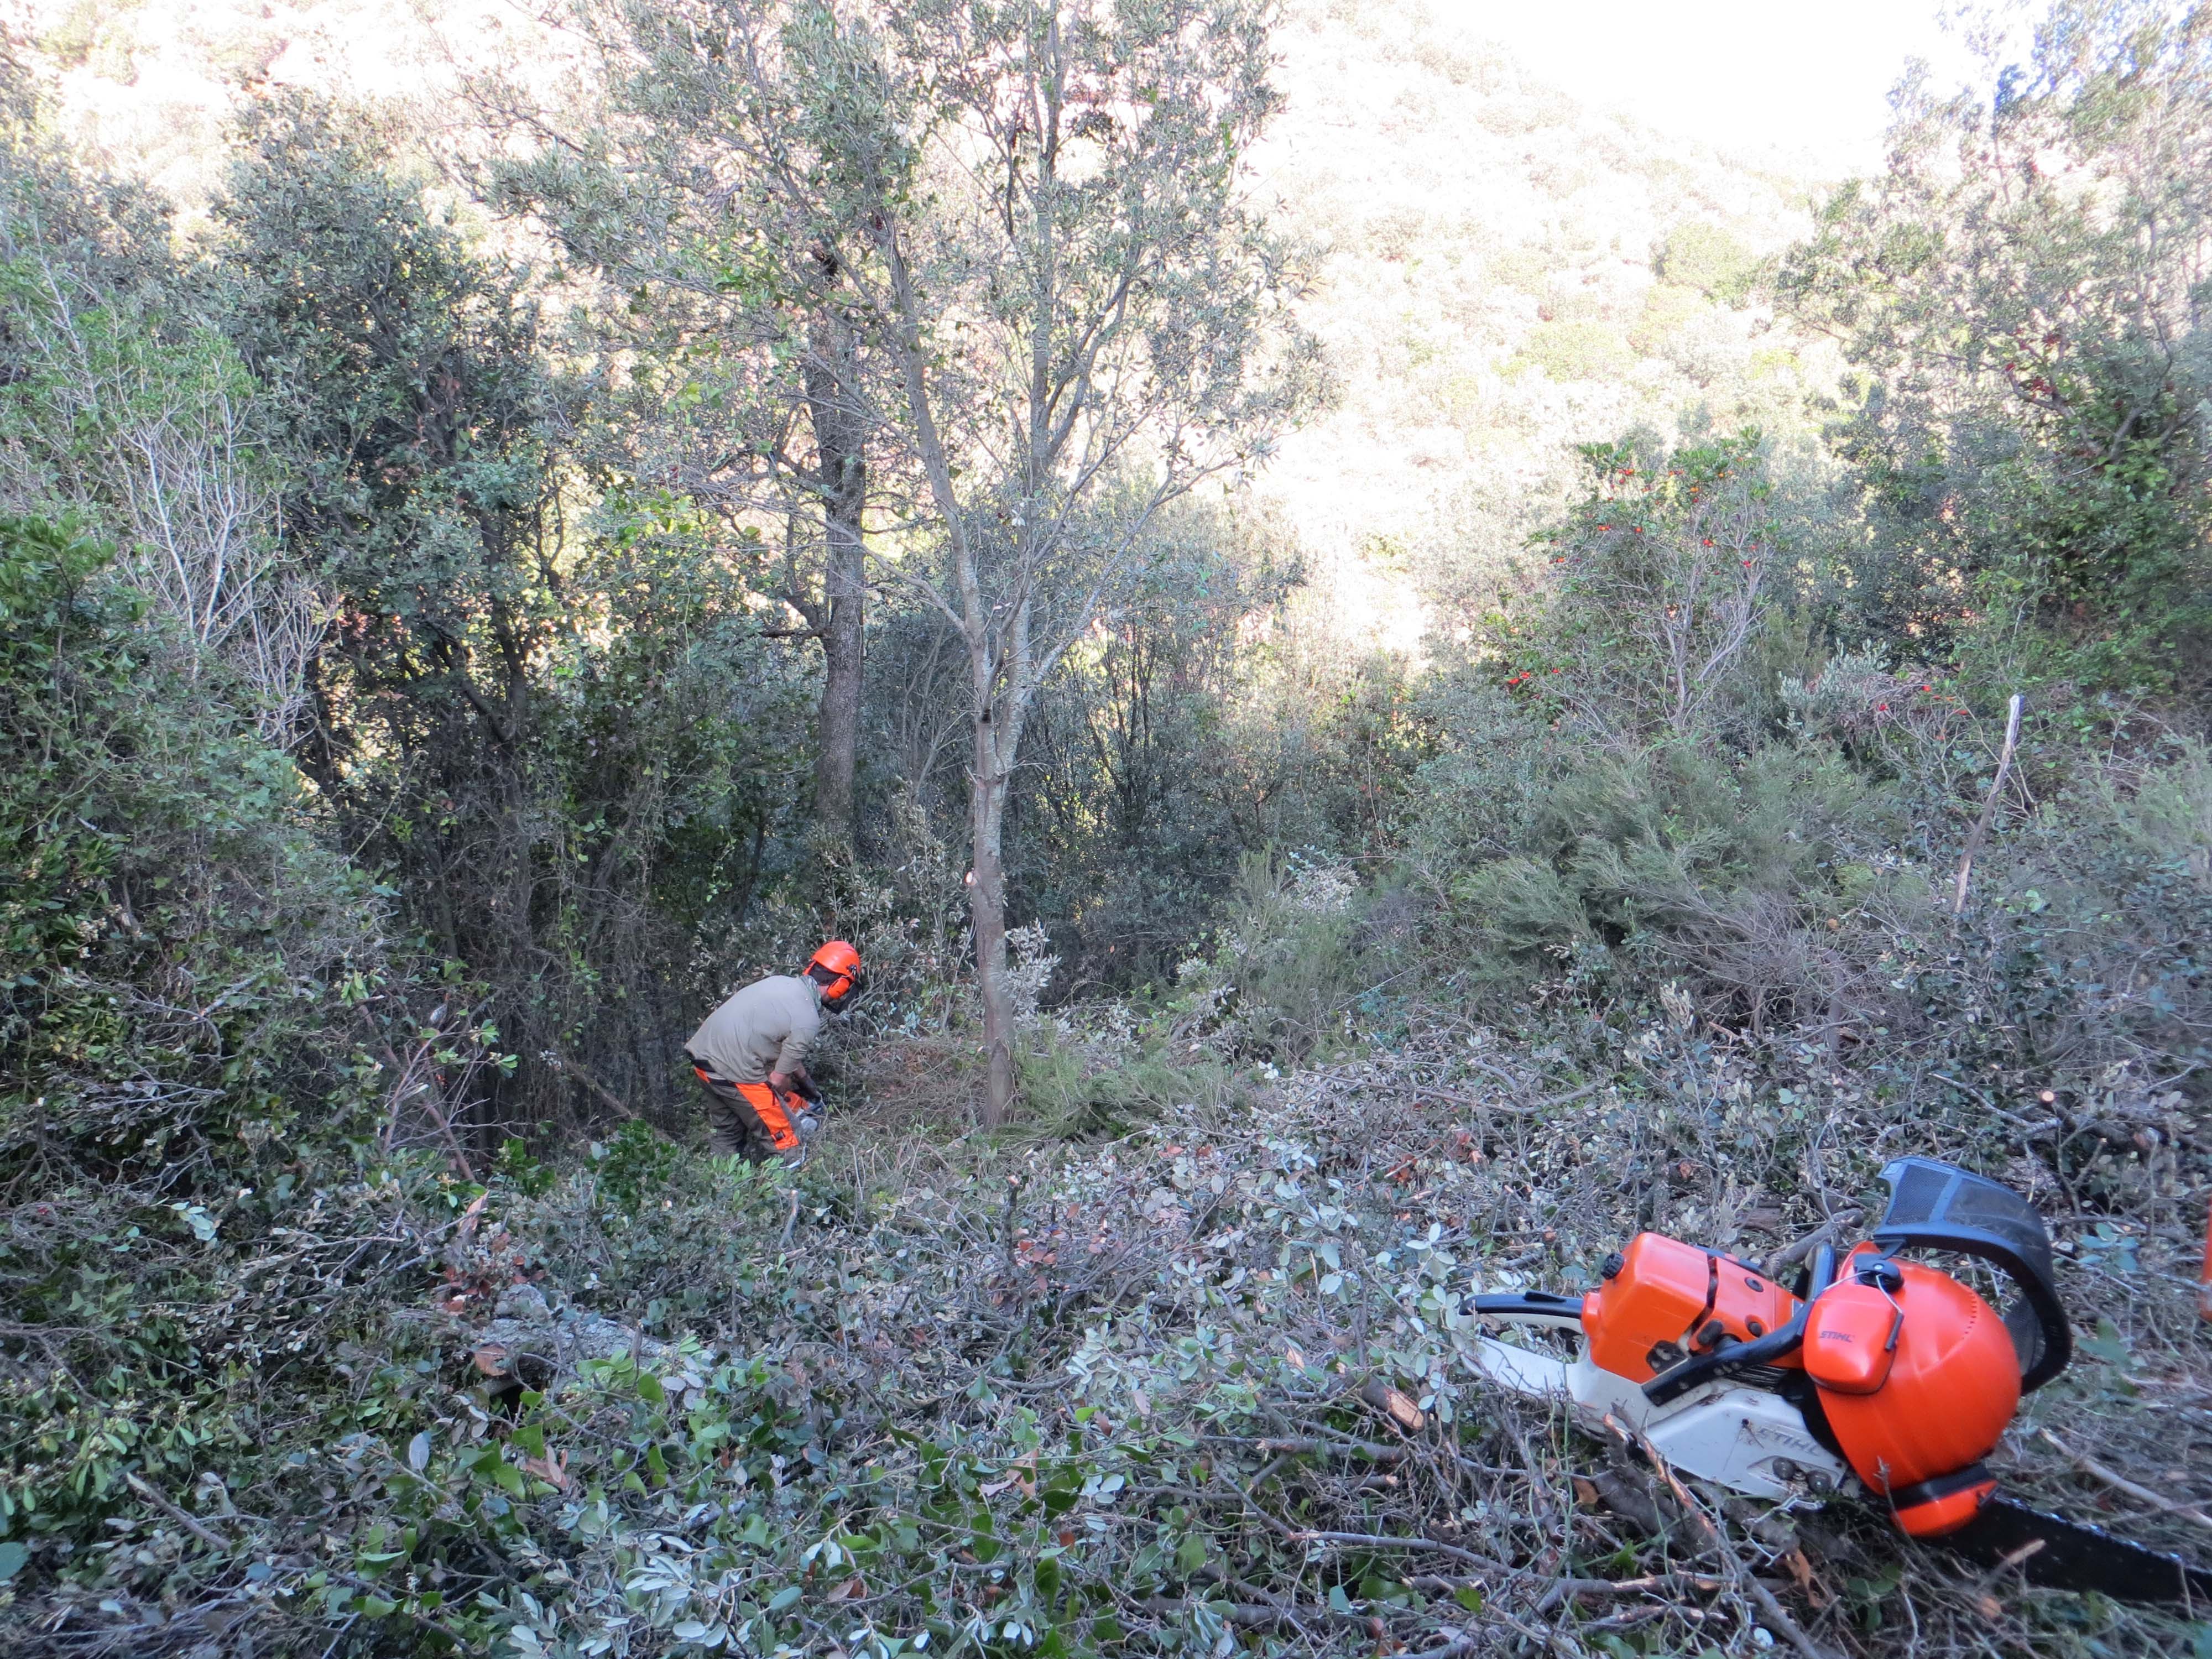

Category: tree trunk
[969, 708, 1017, 1125]
[805, 313, 865, 847]
[811, 484, 863, 844]
[875, 229, 1020, 1123]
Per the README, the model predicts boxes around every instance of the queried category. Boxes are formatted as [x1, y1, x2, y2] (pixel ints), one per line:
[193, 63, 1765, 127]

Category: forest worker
[684, 942, 862, 1165]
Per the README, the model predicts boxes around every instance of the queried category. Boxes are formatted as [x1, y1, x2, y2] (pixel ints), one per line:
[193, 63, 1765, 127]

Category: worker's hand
[769, 1070, 791, 1095]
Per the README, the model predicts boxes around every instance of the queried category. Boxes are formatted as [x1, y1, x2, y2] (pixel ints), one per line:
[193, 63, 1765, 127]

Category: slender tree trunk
[805, 313, 866, 847]
[969, 709, 1016, 1125]
[877, 229, 1021, 1124]
[811, 479, 864, 844]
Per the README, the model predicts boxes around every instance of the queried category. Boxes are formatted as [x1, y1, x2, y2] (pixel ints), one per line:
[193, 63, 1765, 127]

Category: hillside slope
[20, 0, 1841, 651]
[1252, 0, 1843, 648]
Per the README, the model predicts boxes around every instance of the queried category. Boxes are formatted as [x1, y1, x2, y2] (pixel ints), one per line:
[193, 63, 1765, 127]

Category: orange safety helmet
[805, 940, 862, 1005]
[1806, 1246, 2021, 1537]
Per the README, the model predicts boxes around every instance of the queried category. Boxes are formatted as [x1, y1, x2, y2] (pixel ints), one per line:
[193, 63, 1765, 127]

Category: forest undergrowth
[7, 996, 2206, 1659]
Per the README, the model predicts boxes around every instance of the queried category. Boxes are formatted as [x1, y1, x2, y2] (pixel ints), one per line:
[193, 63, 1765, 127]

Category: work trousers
[690, 1067, 802, 1163]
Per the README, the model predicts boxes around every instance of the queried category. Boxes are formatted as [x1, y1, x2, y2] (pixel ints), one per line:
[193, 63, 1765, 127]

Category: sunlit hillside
[22, 0, 1837, 650]
[1251, 1, 1840, 646]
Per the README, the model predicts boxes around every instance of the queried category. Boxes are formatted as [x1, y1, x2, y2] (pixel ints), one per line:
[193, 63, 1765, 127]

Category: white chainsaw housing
[1466, 1333, 1848, 1500]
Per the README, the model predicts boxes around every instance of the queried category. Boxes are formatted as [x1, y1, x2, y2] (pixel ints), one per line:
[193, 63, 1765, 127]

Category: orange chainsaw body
[1574, 1235, 2027, 1537]
[1580, 1233, 1802, 1383]
[1469, 1164, 2212, 1600]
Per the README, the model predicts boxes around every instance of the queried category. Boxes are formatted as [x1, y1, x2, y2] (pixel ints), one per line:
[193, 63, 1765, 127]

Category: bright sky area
[1459, 0, 1990, 173]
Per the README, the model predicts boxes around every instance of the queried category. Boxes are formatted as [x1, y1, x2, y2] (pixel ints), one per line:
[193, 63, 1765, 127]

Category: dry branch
[1952, 692, 2025, 915]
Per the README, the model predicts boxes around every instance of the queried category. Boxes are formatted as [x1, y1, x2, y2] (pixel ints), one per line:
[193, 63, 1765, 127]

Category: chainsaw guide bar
[1947, 1498, 2212, 1603]
[1460, 1157, 2212, 1606]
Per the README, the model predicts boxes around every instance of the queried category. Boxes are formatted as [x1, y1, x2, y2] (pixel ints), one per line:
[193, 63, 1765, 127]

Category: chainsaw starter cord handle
[1643, 1244, 1836, 1407]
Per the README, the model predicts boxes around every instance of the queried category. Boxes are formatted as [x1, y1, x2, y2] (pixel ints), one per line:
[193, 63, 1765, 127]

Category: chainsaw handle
[1643, 1244, 1835, 1407]
[1465, 1290, 1586, 1329]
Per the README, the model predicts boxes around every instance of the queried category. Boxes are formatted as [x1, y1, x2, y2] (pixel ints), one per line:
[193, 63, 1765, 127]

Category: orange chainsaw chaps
[2200, 1195, 2211, 1321]
[1811, 1247, 2021, 1536]
[1580, 1233, 1802, 1383]
[735, 1081, 803, 1152]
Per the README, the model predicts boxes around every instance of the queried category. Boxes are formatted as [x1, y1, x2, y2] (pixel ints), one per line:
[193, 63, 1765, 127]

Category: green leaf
[1175, 1534, 1207, 1574]
[2081, 1316, 2133, 1371]
[637, 1371, 666, 1407]
[768, 1585, 802, 1611]
[0, 1541, 26, 1583]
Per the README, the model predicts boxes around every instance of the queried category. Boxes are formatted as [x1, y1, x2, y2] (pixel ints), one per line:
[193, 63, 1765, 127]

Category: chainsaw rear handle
[1872, 1157, 2071, 1392]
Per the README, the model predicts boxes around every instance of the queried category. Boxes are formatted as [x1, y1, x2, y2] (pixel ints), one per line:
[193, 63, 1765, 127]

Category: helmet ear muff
[805, 941, 862, 1003]
[806, 962, 857, 1003]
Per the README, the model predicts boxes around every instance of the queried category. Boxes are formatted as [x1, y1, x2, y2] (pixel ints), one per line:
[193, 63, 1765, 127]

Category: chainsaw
[1463, 1156, 2211, 1603]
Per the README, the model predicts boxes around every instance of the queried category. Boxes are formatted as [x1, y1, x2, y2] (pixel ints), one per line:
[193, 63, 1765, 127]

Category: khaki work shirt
[686, 974, 823, 1084]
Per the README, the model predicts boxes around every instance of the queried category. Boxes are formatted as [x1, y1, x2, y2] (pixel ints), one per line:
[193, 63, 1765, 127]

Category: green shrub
[1164, 852, 1383, 1065]
[1628, 281, 1708, 354]
[0, 517, 378, 1173]
[591, 1120, 684, 1214]
[1015, 1024, 1238, 1140]
[1777, 5, 2212, 693]
[1655, 220, 1755, 302]
[1507, 318, 1632, 384]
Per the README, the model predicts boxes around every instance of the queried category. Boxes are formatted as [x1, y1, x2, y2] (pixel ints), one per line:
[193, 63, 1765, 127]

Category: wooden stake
[1953, 693, 2025, 916]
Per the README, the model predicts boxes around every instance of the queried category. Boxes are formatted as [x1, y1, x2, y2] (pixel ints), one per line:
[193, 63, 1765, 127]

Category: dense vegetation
[2, 3, 2209, 1657]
